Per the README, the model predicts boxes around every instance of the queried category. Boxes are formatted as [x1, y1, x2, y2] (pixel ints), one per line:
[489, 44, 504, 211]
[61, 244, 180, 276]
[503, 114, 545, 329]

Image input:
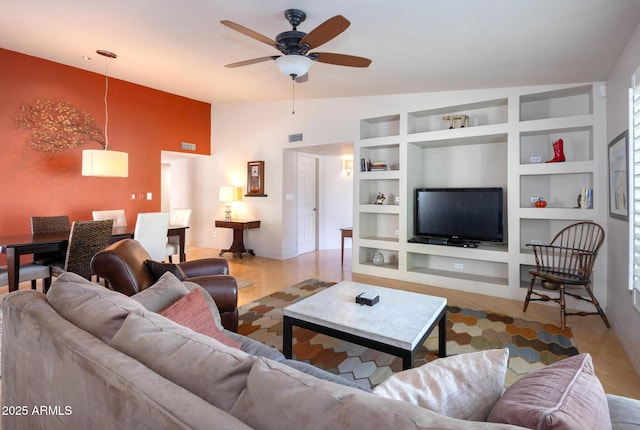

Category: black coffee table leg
[283, 315, 293, 359]
[439, 306, 447, 357]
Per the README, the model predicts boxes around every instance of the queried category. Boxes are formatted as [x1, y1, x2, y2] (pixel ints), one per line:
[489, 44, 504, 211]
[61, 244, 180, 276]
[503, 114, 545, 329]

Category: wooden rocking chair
[523, 221, 609, 330]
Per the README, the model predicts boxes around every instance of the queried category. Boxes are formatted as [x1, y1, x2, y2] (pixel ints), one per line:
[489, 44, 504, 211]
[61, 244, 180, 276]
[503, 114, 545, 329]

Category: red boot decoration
[546, 138, 565, 163]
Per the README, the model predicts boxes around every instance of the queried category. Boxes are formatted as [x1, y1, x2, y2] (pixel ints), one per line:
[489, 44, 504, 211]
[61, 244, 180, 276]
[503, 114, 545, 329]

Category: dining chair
[523, 221, 608, 330]
[92, 209, 127, 227]
[0, 263, 51, 292]
[49, 219, 114, 281]
[166, 208, 192, 262]
[30, 215, 71, 266]
[133, 212, 170, 262]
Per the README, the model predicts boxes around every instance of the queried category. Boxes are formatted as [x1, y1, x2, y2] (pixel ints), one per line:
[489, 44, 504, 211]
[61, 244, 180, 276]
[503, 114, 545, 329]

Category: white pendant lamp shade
[276, 55, 312, 78]
[82, 149, 129, 177]
[81, 49, 129, 178]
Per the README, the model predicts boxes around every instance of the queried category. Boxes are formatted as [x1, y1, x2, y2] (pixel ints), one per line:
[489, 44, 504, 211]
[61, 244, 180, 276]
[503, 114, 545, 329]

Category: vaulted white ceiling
[2, 0, 639, 104]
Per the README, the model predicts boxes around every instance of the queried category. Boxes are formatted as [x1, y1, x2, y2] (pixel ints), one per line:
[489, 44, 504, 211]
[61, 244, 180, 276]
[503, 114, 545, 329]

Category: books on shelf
[360, 158, 389, 171]
[579, 187, 593, 209]
[370, 162, 388, 171]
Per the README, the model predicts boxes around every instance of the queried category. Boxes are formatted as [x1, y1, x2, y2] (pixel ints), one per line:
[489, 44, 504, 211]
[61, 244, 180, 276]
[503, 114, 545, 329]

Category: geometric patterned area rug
[237, 279, 578, 390]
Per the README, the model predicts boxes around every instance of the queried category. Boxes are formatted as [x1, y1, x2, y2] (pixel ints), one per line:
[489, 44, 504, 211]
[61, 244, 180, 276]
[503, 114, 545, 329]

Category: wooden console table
[215, 220, 260, 258]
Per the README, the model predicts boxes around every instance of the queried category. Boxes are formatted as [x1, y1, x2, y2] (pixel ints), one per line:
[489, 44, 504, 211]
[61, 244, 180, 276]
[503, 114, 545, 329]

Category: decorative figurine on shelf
[375, 192, 386, 205]
[442, 114, 470, 129]
[535, 197, 547, 208]
[546, 138, 565, 162]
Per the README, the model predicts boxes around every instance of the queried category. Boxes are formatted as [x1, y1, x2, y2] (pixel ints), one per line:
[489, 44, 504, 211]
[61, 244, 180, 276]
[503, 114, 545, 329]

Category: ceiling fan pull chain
[291, 77, 295, 115]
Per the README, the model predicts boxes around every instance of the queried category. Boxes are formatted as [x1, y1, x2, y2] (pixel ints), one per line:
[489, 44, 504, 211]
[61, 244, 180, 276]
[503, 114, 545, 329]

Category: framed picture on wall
[608, 130, 629, 220]
[246, 161, 267, 197]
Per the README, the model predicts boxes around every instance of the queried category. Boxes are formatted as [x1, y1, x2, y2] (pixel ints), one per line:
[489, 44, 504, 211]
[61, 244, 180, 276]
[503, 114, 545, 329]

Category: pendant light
[275, 55, 312, 115]
[275, 55, 313, 78]
[82, 49, 129, 177]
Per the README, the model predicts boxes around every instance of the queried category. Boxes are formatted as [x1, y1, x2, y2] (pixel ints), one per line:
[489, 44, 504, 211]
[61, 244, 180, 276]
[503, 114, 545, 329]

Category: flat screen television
[414, 187, 504, 245]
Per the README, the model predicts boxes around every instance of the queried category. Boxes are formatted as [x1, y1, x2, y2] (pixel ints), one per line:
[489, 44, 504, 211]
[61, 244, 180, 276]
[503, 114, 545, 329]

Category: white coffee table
[283, 280, 447, 370]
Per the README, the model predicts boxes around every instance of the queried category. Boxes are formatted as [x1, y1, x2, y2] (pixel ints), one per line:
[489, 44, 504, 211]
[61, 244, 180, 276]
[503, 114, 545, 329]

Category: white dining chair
[92, 209, 127, 227]
[166, 208, 192, 262]
[133, 212, 170, 262]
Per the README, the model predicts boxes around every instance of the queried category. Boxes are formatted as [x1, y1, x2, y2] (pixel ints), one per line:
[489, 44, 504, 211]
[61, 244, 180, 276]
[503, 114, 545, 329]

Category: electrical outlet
[454, 263, 464, 270]
[147, 192, 153, 200]
[530, 239, 542, 245]
[394, 230, 400, 236]
[130, 193, 136, 200]
[530, 156, 542, 163]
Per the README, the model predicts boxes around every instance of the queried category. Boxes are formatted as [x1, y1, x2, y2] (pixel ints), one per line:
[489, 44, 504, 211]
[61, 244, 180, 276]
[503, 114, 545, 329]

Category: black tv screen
[415, 188, 504, 243]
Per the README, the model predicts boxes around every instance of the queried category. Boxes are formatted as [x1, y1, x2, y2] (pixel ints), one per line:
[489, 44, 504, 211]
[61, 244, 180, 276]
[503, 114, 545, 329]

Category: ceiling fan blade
[224, 56, 279, 68]
[312, 52, 372, 68]
[220, 20, 279, 47]
[294, 73, 309, 83]
[299, 15, 350, 49]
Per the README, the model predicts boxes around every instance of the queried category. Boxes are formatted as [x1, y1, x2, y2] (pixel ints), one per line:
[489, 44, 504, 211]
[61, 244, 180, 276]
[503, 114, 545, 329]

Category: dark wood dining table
[0, 225, 188, 292]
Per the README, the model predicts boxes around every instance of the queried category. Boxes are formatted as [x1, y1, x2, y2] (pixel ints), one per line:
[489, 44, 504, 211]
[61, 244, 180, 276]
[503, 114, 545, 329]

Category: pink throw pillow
[159, 288, 240, 349]
[487, 353, 611, 430]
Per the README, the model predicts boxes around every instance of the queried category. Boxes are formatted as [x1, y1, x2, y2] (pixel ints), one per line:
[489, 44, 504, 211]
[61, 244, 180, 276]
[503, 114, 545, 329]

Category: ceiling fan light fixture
[276, 54, 312, 78]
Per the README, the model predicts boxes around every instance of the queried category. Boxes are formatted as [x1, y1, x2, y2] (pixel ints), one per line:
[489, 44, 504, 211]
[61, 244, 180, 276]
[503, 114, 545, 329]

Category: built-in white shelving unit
[353, 83, 606, 303]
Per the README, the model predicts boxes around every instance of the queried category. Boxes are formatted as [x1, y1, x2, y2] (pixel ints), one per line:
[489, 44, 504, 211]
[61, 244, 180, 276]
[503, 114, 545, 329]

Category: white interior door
[297, 154, 317, 254]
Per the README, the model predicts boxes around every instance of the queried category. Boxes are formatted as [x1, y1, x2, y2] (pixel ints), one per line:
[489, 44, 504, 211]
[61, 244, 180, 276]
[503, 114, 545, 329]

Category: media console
[408, 237, 479, 248]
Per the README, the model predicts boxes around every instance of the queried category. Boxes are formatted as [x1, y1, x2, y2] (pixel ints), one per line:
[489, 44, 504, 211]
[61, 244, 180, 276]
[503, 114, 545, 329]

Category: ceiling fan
[221, 9, 372, 82]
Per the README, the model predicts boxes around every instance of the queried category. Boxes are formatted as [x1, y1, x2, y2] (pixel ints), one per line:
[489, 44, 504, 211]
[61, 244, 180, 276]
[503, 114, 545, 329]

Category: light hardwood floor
[189, 246, 640, 400]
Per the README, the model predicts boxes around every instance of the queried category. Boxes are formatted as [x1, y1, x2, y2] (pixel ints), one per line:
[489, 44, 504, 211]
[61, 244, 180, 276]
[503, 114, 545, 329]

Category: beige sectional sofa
[2, 272, 639, 429]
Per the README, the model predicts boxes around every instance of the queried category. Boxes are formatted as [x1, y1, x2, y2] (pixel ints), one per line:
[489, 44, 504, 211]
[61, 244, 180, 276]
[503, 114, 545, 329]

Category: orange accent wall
[0, 48, 210, 252]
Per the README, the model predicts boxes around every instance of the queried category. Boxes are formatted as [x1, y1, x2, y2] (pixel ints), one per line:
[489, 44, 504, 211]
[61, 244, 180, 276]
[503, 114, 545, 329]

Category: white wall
[162, 156, 200, 245]
[605, 20, 640, 376]
[188, 97, 362, 259]
[318, 154, 353, 250]
[160, 163, 171, 213]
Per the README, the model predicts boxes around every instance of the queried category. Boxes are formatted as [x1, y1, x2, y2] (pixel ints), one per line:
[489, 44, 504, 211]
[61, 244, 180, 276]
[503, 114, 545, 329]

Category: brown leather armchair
[91, 238, 238, 331]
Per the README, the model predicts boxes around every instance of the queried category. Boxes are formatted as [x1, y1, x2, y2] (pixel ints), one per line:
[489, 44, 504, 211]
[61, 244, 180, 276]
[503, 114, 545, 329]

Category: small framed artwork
[608, 130, 629, 220]
[246, 161, 267, 197]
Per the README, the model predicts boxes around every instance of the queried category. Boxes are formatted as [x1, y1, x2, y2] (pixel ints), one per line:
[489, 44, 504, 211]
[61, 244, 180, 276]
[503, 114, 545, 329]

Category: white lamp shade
[82, 149, 128, 177]
[219, 186, 235, 202]
[276, 55, 313, 78]
[343, 158, 353, 175]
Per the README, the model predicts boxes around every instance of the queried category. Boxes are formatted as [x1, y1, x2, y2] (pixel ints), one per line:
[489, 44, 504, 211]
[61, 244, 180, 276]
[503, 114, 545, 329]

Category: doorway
[281, 142, 354, 259]
[297, 153, 318, 254]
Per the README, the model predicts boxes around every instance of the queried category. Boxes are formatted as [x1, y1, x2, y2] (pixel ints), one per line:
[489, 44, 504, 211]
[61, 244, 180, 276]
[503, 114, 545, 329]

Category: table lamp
[219, 186, 242, 221]
[219, 186, 234, 221]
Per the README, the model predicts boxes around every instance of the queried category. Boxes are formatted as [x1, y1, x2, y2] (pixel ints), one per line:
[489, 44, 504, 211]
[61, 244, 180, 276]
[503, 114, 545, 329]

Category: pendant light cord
[103, 58, 112, 150]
